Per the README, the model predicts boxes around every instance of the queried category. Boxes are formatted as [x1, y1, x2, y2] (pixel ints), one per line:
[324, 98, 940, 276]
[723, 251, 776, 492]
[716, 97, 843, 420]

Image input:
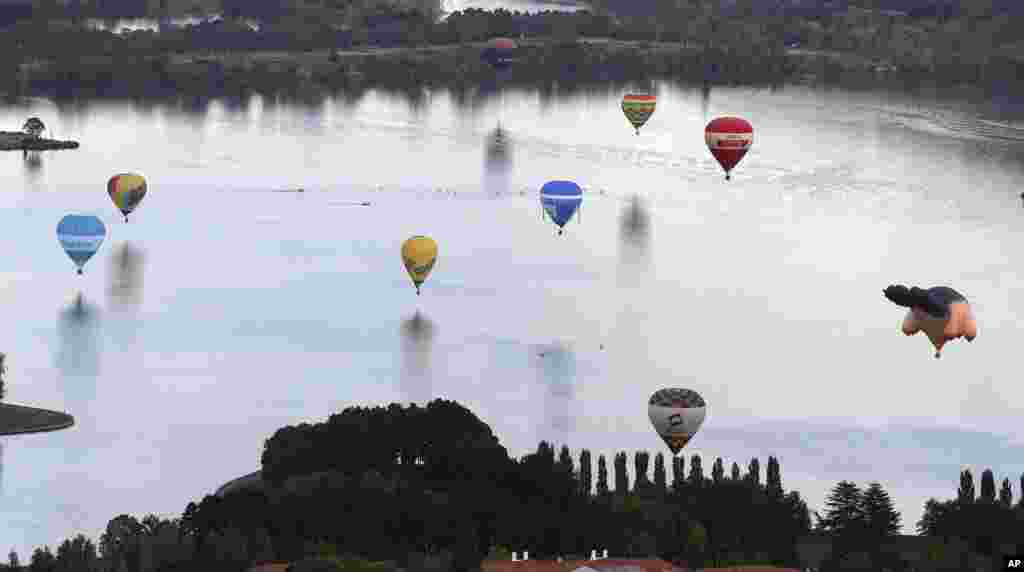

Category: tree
[8, 550, 19, 570]
[653, 452, 666, 492]
[746, 458, 761, 487]
[815, 481, 863, 535]
[980, 469, 996, 502]
[1019, 473, 1024, 509]
[687, 454, 703, 485]
[711, 457, 724, 484]
[730, 462, 740, 481]
[958, 469, 975, 504]
[671, 455, 684, 490]
[999, 478, 1013, 508]
[917, 498, 956, 536]
[557, 445, 574, 481]
[860, 482, 901, 536]
[766, 456, 783, 498]
[579, 449, 592, 497]
[633, 451, 650, 492]
[614, 452, 628, 494]
[28, 547, 55, 572]
[0, 353, 5, 401]
[596, 454, 609, 496]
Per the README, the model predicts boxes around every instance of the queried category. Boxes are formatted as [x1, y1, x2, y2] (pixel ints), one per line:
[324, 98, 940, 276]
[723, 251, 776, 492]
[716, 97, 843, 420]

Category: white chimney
[512, 553, 518, 562]
[602, 549, 608, 559]
[524, 552, 529, 561]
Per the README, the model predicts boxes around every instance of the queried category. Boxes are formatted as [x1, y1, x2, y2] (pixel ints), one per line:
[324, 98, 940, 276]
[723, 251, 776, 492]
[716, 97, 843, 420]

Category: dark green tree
[653, 452, 666, 492]
[766, 456, 783, 498]
[687, 454, 703, 486]
[8, 549, 19, 570]
[557, 445, 574, 480]
[860, 482, 901, 536]
[746, 457, 761, 487]
[28, 546, 55, 572]
[633, 451, 650, 492]
[711, 457, 724, 484]
[1019, 473, 1024, 509]
[958, 469, 975, 504]
[815, 481, 863, 535]
[579, 449, 592, 497]
[613, 452, 628, 494]
[596, 454, 609, 496]
[980, 469, 996, 502]
[671, 455, 684, 491]
[999, 478, 1013, 508]
[730, 461, 741, 481]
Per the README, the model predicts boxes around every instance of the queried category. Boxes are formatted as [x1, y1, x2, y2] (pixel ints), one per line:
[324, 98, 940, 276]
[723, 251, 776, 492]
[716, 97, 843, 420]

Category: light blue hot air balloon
[540, 180, 583, 236]
[57, 215, 106, 275]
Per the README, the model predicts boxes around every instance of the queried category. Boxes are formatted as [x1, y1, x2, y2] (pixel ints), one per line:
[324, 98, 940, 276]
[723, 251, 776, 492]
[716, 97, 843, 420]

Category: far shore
[0, 130, 80, 151]
[0, 402, 75, 435]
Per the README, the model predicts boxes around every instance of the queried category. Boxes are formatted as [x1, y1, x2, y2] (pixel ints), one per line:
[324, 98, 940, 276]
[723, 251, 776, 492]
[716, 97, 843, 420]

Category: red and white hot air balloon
[705, 116, 753, 180]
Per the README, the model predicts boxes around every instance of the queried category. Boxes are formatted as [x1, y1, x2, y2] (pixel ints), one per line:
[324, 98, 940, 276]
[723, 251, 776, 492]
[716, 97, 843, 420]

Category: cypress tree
[711, 457, 724, 484]
[766, 456, 783, 498]
[633, 451, 650, 491]
[747, 458, 761, 487]
[688, 454, 704, 485]
[958, 469, 976, 504]
[672, 455, 685, 491]
[1019, 473, 1024, 509]
[558, 445, 574, 477]
[653, 452, 666, 491]
[730, 461, 741, 481]
[596, 454, 609, 496]
[614, 452, 629, 494]
[999, 478, 1013, 508]
[860, 482, 901, 536]
[579, 449, 592, 497]
[816, 481, 864, 535]
[980, 469, 996, 502]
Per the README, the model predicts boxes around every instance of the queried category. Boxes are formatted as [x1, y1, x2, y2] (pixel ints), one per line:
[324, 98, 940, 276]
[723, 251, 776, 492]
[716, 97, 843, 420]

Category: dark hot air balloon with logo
[648, 388, 706, 456]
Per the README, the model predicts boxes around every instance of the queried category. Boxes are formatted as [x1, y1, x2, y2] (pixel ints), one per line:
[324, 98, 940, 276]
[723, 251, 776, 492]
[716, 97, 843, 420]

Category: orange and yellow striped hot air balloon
[107, 173, 147, 222]
[401, 236, 438, 296]
[621, 94, 657, 135]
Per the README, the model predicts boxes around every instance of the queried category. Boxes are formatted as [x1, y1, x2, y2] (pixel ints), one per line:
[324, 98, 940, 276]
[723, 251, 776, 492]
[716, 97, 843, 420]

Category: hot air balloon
[402, 236, 438, 295]
[57, 215, 106, 275]
[540, 181, 583, 236]
[648, 388, 706, 456]
[621, 94, 656, 135]
[107, 173, 147, 222]
[705, 117, 753, 180]
[884, 284, 978, 359]
[482, 37, 517, 71]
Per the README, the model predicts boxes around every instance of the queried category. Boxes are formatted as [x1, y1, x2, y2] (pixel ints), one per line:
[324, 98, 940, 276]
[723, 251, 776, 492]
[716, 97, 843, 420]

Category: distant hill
[584, 0, 1024, 19]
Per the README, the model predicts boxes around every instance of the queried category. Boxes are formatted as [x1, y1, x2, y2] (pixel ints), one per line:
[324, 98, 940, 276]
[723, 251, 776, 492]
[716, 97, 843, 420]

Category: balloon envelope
[705, 117, 753, 176]
[885, 285, 977, 358]
[540, 181, 583, 229]
[107, 173, 147, 218]
[402, 236, 438, 291]
[57, 215, 106, 273]
[649, 388, 706, 455]
[622, 94, 657, 133]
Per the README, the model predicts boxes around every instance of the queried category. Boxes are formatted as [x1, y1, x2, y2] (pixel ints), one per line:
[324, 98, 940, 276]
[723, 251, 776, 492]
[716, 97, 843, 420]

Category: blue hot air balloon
[57, 215, 106, 275]
[540, 181, 583, 236]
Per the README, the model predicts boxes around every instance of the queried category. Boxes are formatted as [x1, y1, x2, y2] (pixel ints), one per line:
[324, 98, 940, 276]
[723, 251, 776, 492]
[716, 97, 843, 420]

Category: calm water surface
[2, 82, 1024, 552]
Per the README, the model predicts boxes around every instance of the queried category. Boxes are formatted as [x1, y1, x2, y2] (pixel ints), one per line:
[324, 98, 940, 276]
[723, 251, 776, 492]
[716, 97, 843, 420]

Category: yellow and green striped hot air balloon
[107, 173, 147, 222]
[401, 236, 438, 296]
[621, 94, 657, 135]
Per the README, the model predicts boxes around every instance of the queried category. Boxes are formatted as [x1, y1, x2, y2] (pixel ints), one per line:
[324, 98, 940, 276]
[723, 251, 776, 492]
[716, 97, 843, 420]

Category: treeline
[917, 468, 1024, 556]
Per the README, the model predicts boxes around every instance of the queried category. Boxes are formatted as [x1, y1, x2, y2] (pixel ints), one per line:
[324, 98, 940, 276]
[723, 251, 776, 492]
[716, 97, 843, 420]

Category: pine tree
[815, 481, 864, 535]
[730, 461, 741, 480]
[711, 457, 724, 484]
[653, 452, 666, 491]
[860, 482, 901, 536]
[958, 469, 976, 504]
[579, 449, 592, 497]
[672, 455, 685, 491]
[8, 549, 19, 569]
[746, 458, 761, 487]
[766, 456, 783, 498]
[980, 469, 996, 502]
[614, 452, 629, 494]
[999, 478, 1013, 508]
[557, 445, 574, 479]
[633, 451, 650, 491]
[596, 454, 609, 496]
[1019, 473, 1024, 509]
[688, 454, 704, 485]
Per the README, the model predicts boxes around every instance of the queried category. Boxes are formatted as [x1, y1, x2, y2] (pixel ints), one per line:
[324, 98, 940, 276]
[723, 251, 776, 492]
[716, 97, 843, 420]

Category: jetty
[0, 130, 79, 151]
[0, 402, 75, 435]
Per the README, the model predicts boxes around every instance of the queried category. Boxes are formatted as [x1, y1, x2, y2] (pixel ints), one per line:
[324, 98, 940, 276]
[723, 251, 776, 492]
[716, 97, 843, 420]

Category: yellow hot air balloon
[107, 173, 147, 222]
[401, 236, 438, 295]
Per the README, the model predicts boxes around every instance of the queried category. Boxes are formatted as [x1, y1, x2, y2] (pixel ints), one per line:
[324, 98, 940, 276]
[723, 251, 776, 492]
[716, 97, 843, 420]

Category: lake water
[2, 81, 1024, 554]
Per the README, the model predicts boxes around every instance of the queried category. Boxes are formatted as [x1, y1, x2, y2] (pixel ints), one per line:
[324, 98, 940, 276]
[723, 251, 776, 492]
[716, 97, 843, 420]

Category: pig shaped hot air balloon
[884, 284, 977, 359]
